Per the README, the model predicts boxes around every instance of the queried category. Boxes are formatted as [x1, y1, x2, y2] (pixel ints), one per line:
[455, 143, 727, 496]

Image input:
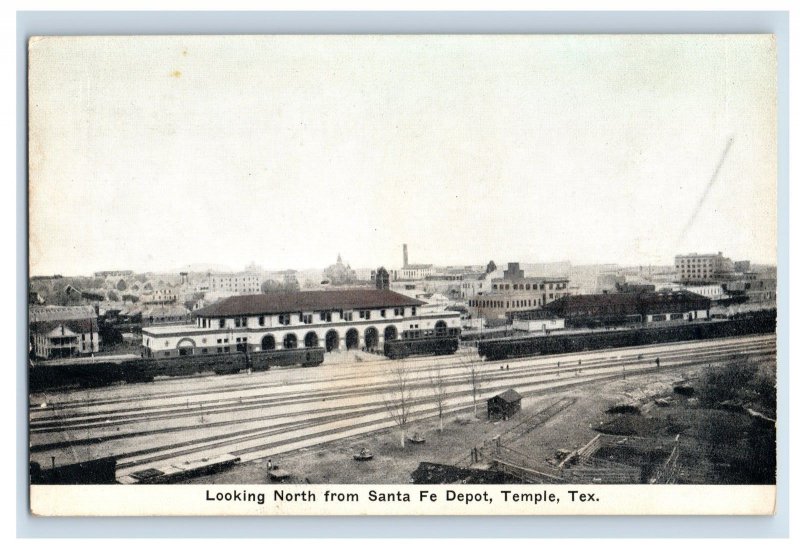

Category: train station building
[141, 288, 461, 358]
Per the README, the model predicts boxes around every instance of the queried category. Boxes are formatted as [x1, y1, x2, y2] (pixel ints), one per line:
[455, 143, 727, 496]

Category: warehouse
[141, 288, 461, 358]
[543, 291, 711, 328]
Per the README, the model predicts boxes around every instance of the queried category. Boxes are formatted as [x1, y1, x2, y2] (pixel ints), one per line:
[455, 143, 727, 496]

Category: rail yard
[30, 333, 776, 484]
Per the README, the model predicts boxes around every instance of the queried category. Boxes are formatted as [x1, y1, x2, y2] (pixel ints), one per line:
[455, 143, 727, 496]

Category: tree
[461, 346, 483, 418]
[382, 362, 415, 448]
[374, 267, 390, 290]
[116, 279, 128, 291]
[428, 363, 448, 432]
[283, 272, 300, 291]
[107, 290, 120, 302]
[261, 280, 284, 293]
[486, 260, 497, 274]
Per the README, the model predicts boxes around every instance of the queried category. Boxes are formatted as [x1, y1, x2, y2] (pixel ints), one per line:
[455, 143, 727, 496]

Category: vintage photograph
[27, 35, 777, 511]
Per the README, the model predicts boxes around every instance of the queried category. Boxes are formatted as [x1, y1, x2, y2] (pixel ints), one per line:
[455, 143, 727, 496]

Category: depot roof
[195, 289, 424, 317]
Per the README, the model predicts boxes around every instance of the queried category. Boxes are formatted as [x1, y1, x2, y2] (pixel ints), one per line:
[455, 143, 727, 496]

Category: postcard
[27, 34, 777, 516]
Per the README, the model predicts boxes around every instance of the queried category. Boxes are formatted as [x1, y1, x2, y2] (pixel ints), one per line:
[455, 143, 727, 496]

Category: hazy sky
[28, 35, 777, 276]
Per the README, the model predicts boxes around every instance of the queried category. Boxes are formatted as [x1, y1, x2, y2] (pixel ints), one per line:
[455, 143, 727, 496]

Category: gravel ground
[185, 364, 713, 484]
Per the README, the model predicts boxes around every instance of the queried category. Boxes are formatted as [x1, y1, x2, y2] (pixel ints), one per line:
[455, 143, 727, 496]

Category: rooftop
[544, 290, 711, 315]
[195, 289, 424, 317]
[490, 389, 522, 403]
[29, 305, 96, 322]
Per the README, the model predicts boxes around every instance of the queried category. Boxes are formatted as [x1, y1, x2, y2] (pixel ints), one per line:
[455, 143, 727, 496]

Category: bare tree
[461, 346, 483, 418]
[428, 363, 448, 433]
[382, 361, 414, 448]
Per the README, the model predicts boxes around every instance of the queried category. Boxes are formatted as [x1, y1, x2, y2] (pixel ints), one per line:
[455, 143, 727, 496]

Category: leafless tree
[382, 361, 414, 448]
[428, 363, 448, 432]
[461, 346, 483, 418]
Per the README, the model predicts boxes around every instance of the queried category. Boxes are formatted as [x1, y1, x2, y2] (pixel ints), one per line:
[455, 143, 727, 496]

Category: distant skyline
[28, 248, 777, 279]
[29, 35, 777, 277]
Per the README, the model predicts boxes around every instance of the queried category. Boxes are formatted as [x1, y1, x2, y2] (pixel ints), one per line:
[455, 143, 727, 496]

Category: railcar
[384, 327, 460, 359]
[477, 311, 776, 361]
[29, 347, 325, 392]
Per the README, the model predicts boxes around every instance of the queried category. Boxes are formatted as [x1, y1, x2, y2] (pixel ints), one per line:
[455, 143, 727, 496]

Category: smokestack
[403, 244, 408, 268]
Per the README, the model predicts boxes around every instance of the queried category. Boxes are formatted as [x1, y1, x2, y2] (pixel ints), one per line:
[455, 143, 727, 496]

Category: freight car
[477, 311, 776, 361]
[384, 327, 460, 359]
[29, 347, 325, 392]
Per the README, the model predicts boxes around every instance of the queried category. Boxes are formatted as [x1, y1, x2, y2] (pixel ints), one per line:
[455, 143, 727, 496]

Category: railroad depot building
[542, 291, 712, 327]
[141, 289, 461, 358]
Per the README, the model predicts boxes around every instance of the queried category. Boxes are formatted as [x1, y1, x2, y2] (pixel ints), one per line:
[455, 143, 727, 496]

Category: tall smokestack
[403, 244, 408, 268]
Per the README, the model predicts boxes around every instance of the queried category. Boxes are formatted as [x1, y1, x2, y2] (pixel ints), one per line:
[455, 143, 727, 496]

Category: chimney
[403, 244, 408, 268]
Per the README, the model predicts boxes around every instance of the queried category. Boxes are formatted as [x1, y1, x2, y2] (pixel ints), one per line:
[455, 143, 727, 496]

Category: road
[29, 334, 776, 481]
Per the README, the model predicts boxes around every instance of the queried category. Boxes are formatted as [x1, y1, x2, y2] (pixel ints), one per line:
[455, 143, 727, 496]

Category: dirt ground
[186, 364, 736, 485]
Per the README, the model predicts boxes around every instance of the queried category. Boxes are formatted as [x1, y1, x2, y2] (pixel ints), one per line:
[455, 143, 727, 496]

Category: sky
[28, 35, 777, 276]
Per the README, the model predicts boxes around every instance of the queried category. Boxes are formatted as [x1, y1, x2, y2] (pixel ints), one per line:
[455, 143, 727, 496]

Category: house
[29, 305, 101, 359]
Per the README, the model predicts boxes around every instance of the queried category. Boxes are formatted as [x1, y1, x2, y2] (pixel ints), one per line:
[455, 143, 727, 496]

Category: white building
[685, 284, 726, 301]
[199, 272, 261, 295]
[141, 289, 461, 358]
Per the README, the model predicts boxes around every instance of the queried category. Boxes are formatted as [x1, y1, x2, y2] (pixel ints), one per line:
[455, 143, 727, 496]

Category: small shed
[487, 389, 522, 420]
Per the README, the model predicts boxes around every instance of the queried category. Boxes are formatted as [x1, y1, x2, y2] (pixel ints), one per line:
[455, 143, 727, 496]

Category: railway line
[29, 334, 776, 482]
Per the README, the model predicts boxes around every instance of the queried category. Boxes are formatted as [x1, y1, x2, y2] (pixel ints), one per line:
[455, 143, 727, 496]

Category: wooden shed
[487, 389, 522, 420]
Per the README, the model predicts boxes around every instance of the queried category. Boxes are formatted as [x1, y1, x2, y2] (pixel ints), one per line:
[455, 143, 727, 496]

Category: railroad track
[30, 338, 771, 434]
[31, 334, 772, 418]
[29, 336, 776, 480]
[30, 333, 773, 412]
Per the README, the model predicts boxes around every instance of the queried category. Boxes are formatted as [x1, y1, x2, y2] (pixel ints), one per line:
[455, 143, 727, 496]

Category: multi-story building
[205, 272, 261, 294]
[141, 288, 461, 358]
[460, 269, 504, 299]
[675, 252, 735, 283]
[29, 305, 101, 359]
[466, 263, 570, 320]
[140, 287, 178, 305]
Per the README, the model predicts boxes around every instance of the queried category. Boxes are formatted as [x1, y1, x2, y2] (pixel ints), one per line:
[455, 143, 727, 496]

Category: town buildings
[466, 263, 570, 320]
[141, 288, 461, 358]
[396, 243, 435, 280]
[140, 287, 178, 305]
